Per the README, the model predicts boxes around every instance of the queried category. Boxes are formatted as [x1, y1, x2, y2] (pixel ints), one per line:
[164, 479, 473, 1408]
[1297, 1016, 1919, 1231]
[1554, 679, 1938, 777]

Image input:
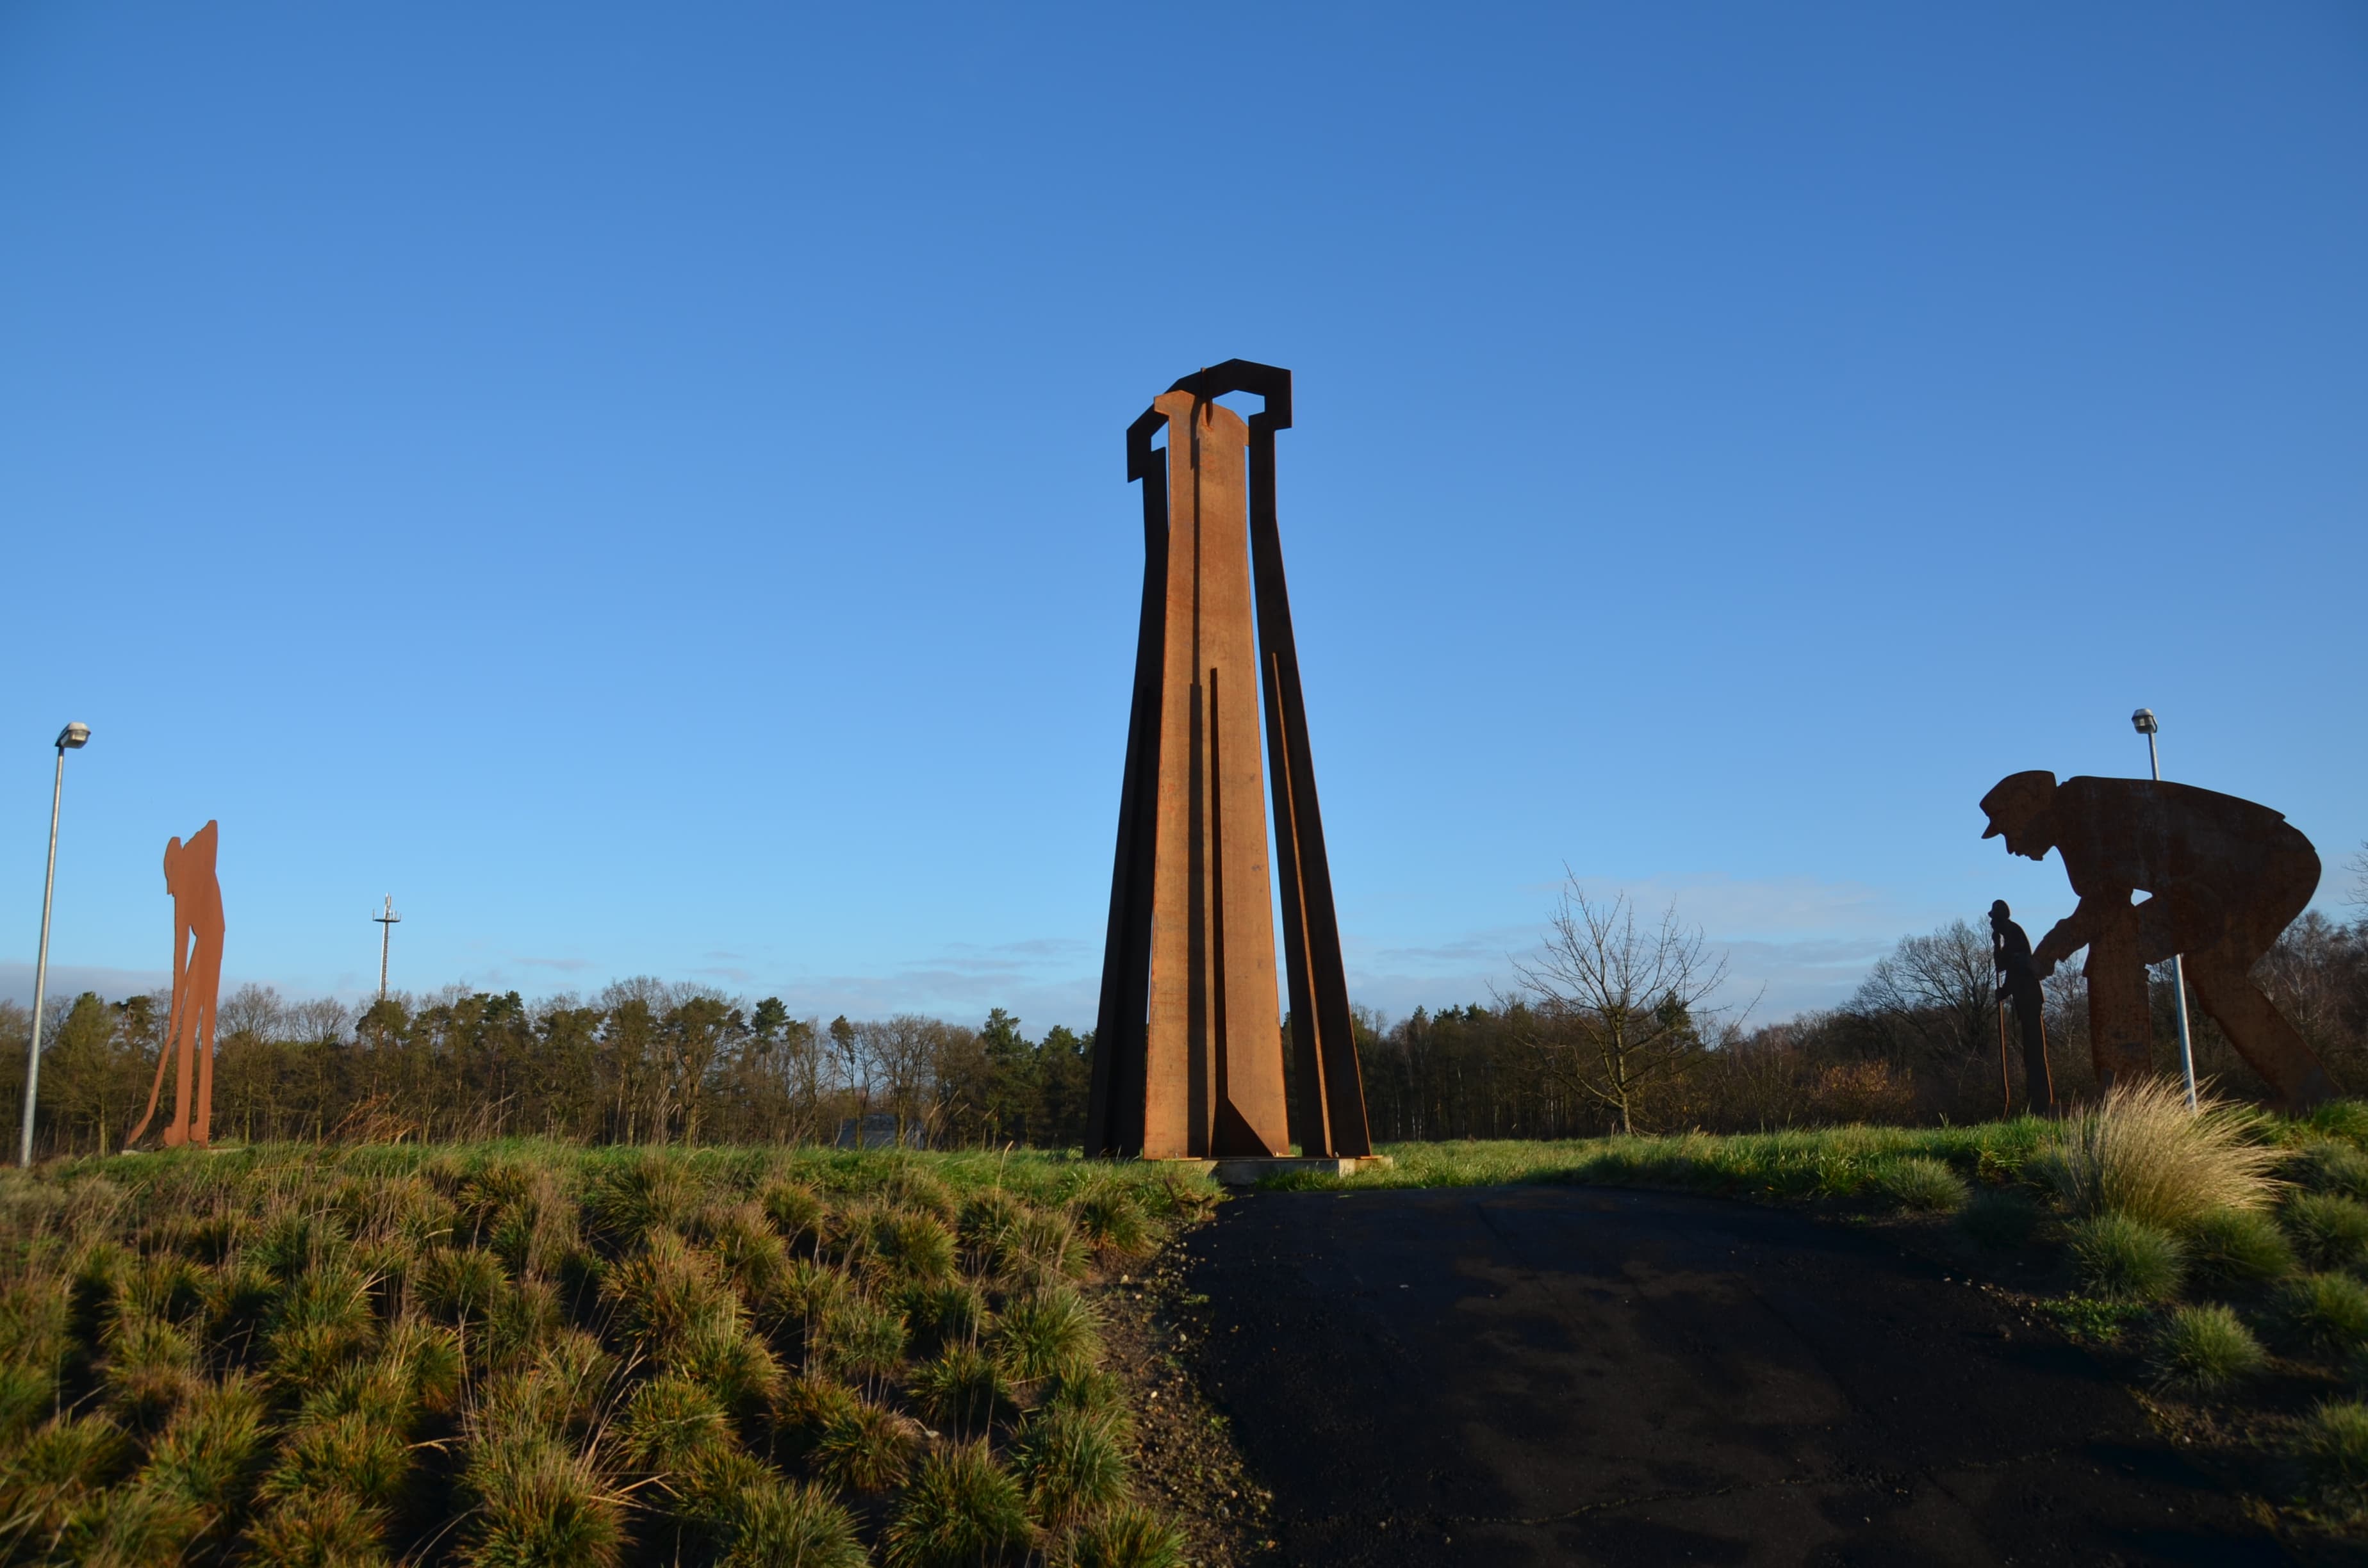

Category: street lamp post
[2133, 708, 2199, 1113]
[19, 723, 92, 1168]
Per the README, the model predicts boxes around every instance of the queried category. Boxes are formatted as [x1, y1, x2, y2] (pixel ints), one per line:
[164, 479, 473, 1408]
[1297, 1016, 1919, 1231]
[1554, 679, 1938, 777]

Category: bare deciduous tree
[1512, 879, 1731, 1135]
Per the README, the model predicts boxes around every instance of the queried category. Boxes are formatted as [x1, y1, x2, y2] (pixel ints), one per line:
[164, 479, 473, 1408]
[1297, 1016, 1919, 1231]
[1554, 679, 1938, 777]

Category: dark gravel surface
[1183, 1183, 2289, 1567]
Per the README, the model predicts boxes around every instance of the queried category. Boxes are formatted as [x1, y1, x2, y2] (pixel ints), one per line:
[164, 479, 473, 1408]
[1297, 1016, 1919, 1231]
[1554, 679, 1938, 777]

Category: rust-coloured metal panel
[1980, 771, 2330, 1108]
[128, 821, 224, 1148]
[1090, 363, 1372, 1157]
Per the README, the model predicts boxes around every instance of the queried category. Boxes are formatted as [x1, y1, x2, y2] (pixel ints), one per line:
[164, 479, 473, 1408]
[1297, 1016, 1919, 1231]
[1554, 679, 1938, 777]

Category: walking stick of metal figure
[1996, 994, 2013, 1113]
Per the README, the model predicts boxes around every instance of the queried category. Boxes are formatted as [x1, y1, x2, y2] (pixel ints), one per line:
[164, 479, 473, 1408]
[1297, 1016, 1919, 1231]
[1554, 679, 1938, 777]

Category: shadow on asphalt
[1184, 1184, 2285, 1567]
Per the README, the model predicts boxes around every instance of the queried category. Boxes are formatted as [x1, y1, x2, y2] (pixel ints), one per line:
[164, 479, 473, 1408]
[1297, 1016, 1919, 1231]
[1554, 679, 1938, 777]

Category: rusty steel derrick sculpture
[1981, 771, 2331, 1110]
[1087, 362, 1372, 1160]
[127, 821, 226, 1149]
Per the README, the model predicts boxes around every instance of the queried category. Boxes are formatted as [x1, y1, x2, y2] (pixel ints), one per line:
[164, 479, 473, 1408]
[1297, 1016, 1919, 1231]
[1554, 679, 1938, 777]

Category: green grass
[2286, 1193, 2368, 1273]
[2064, 1215, 2186, 1302]
[2281, 1273, 2368, 1359]
[1871, 1156, 1969, 1214]
[2148, 1304, 2266, 1392]
[0, 1141, 1210, 1566]
[2183, 1208, 2299, 1288]
[1260, 1120, 2054, 1200]
[2294, 1400, 2368, 1521]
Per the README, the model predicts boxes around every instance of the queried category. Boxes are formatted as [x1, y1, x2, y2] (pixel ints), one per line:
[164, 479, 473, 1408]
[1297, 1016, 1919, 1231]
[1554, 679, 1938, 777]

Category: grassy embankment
[0, 1143, 1217, 1568]
[1269, 1084, 2368, 1537]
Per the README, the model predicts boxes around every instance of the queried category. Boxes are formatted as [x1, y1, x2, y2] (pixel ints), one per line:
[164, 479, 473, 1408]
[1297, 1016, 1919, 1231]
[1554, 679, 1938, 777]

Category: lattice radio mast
[374, 895, 402, 1002]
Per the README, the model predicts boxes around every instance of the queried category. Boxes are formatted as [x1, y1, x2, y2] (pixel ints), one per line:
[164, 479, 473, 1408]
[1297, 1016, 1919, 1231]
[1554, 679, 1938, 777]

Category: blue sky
[3, 3, 2362, 1033]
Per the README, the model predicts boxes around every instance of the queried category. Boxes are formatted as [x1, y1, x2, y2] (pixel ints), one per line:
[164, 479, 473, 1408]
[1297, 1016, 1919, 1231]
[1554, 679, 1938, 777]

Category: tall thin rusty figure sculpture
[127, 822, 225, 1148]
[1087, 362, 1371, 1159]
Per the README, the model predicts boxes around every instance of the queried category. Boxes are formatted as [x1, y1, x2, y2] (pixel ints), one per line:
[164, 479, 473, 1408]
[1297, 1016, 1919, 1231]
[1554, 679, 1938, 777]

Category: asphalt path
[1183, 1184, 2284, 1567]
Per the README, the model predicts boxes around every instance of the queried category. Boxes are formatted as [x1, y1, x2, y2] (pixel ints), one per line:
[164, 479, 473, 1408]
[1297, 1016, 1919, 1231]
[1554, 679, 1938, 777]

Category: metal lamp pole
[2133, 708, 2199, 1112]
[19, 723, 92, 1168]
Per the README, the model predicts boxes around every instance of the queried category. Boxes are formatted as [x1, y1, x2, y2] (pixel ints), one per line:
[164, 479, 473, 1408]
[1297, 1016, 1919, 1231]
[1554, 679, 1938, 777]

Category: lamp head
[2132, 708, 2158, 736]
[56, 723, 90, 750]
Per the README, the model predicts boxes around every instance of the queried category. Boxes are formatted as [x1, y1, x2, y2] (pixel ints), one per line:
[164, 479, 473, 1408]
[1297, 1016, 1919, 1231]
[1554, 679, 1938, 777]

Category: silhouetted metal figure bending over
[1980, 771, 2330, 1109]
[1087, 362, 1371, 1159]
[128, 821, 226, 1148]
[1989, 900, 2054, 1115]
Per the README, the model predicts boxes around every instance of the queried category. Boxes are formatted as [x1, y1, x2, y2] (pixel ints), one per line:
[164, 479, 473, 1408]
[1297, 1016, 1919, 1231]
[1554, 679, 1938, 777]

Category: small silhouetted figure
[127, 822, 225, 1149]
[1980, 771, 2330, 1109]
[1989, 900, 2054, 1115]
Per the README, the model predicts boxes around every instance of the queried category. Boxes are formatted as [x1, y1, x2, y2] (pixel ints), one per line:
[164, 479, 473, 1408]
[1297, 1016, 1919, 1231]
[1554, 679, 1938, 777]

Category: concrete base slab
[1208, 1154, 1394, 1186]
[1124, 1155, 1394, 1185]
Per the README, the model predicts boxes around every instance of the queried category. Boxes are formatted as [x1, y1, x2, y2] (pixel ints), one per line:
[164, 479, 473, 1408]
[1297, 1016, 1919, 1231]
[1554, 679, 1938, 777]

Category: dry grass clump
[2036, 1078, 2283, 1229]
[0, 1142, 1204, 1565]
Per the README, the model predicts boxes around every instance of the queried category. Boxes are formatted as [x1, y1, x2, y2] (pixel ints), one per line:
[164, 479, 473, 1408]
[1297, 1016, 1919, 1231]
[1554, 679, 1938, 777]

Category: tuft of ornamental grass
[241, 1487, 389, 1568]
[2284, 1193, 2368, 1273]
[2291, 1140, 2368, 1203]
[2280, 1272, 2368, 1359]
[691, 1462, 867, 1568]
[1000, 1212, 1088, 1291]
[757, 1181, 827, 1252]
[2064, 1215, 2185, 1302]
[957, 1191, 1029, 1277]
[1069, 1184, 1154, 1257]
[994, 1288, 1100, 1385]
[0, 1414, 131, 1547]
[882, 1440, 1034, 1568]
[2184, 1208, 2299, 1288]
[1870, 1157, 1968, 1214]
[1060, 1505, 1188, 1568]
[623, 1374, 731, 1474]
[57, 1482, 205, 1568]
[264, 1410, 413, 1509]
[417, 1246, 509, 1327]
[673, 1315, 785, 1417]
[2299, 1101, 2368, 1151]
[812, 1296, 909, 1389]
[812, 1397, 923, 1494]
[777, 1259, 855, 1333]
[580, 1154, 700, 1252]
[2148, 1304, 2266, 1392]
[2037, 1078, 2283, 1229]
[863, 1210, 959, 1287]
[1956, 1189, 2038, 1250]
[910, 1344, 1017, 1438]
[459, 1433, 624, 1568]
[1012, 1405, 1128, 1528]
[903, 1280, 988, 1357]
[602, 1229, 742, 1357]
[267, 1262, 381, 1385]
[771, 1375, 862, 1464]
[103, 1311, 201, 1423]
[702, 1200, 793, 1305]
[142, 1372, 272, 1521]
[2293, 1399, 2368, 1520]
[1044, 1369, 1134, 1441]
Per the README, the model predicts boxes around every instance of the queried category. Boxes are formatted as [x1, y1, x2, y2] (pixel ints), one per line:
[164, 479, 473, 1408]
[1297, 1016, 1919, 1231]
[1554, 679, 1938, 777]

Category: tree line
[8, 862, 2364, 1156]
[1357, 898, 2368, 1139]
[0, 983, 1091, 1159]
